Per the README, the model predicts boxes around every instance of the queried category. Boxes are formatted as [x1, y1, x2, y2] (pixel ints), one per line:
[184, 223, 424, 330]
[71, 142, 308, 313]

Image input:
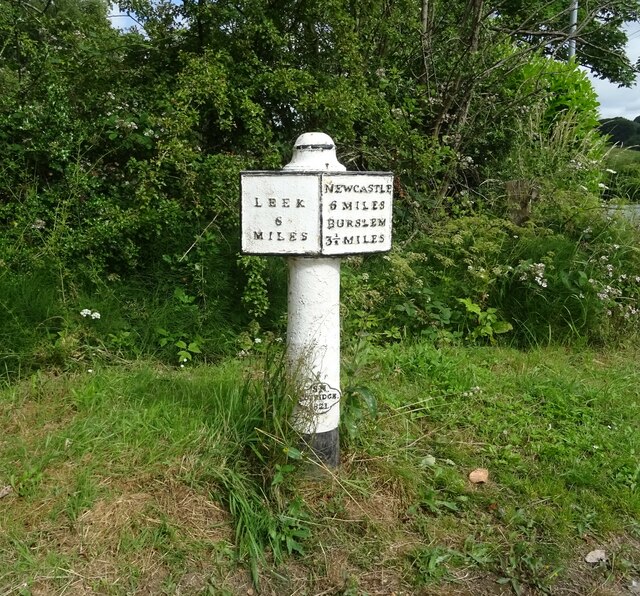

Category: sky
[587, 23, 640, 120]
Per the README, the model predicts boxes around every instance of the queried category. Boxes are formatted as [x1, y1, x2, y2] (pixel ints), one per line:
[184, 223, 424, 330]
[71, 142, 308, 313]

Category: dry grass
[2, 471, 236, 594]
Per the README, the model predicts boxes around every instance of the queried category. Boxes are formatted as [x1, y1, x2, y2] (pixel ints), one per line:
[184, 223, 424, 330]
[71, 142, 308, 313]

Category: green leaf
[458, 298, 482, 315]
[492, 321, 513, 334]
[354, 387, 378, 417]
[420, 455, 437, 467]
[283, 446, 302, 460]
[285, 535, 304, 555]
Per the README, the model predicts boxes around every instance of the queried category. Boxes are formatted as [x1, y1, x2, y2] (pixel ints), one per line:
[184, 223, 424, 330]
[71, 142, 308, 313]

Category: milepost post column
[283, 133, 345, 467]
[240, 132, 393, 468]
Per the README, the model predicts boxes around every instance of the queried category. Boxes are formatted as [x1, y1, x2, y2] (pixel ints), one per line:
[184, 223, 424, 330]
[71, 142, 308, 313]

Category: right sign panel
[321, 173, 393, 256]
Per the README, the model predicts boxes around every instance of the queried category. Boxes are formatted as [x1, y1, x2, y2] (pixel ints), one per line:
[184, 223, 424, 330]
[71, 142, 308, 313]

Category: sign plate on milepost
[241, 172, 393, 256]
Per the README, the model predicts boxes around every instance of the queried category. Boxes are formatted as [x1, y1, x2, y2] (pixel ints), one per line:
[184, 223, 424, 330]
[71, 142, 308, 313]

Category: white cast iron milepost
[240, 132, 393, 466]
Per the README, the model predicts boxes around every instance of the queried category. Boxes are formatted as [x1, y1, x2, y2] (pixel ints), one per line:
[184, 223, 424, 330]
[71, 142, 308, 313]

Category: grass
[606, 147, 640, 168]
[605, 148, 640, 203]
[0, 343, 639, 594]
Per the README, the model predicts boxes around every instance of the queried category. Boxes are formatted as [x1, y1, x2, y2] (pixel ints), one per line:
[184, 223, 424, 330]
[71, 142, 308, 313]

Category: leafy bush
[340, 197, 640, 348]
[1, 0, 638, 368]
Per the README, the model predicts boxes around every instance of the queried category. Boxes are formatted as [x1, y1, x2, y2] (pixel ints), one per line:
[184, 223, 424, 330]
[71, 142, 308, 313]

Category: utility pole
[568, 0, 578, 60]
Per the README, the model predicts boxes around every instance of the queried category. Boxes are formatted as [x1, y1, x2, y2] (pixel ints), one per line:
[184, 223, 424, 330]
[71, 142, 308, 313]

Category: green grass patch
[607, 147, 640, 168]
[0, 344, 639, 594]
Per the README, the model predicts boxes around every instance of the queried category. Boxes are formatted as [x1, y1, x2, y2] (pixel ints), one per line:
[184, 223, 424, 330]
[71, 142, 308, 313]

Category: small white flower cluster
[116, 119, 138, 131]
[466, 264, 488, 280]
[519, 262, 547, 288]
[594, 284, 622, 301]
[569, 159, 586, 170]
[585, 249, 640, 320]
[31, 219, 46, 230]
[466, 263, 514, 281]
[606, 302, 640, 319]
[80, 308, 101, 319]
[599, 255, 616, 277]
[460, 155, 474, 168]
[462, 386, 482, 398]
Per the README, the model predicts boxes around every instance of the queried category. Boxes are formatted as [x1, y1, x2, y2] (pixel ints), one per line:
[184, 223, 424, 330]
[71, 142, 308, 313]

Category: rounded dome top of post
[283, 132, 346, 172]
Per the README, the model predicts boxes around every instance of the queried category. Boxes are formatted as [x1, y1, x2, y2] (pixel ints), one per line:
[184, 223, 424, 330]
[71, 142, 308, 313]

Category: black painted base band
[302, 428, 340, 468]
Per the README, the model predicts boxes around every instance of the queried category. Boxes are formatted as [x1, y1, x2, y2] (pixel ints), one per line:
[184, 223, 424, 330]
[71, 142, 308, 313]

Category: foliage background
[1, 0, 640, 378]
[2, 2, 640, 593]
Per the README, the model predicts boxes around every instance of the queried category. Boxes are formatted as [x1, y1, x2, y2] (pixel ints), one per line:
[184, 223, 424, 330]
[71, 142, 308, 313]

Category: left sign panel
[241, 173, 321, 255]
